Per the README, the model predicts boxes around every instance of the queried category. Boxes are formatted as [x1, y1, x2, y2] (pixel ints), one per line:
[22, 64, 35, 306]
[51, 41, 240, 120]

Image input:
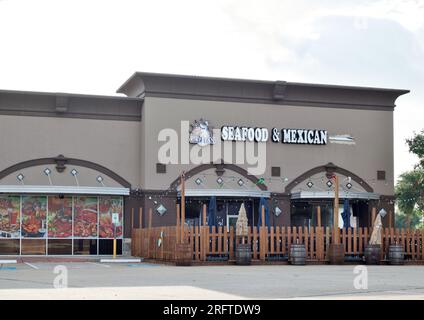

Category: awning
[178, 189, 271, 198]
[0, 185, 130, 195]
[290, 190, 380, 200]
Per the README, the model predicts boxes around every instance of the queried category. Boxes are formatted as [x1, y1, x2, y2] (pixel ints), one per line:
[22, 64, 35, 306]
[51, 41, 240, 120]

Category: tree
[395, 209, 422, 229]
[395, 131, 424, 228]
[406, 130, 424, 168]
[395, 167, 424, 228]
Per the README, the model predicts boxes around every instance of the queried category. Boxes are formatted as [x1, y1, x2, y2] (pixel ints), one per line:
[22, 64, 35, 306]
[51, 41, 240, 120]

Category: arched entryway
[0, 155, 130, 256]
[169, 163, 269, 229]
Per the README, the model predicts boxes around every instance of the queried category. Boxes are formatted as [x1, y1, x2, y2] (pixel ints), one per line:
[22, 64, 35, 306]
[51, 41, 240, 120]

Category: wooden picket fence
[132, 225, 424, 263]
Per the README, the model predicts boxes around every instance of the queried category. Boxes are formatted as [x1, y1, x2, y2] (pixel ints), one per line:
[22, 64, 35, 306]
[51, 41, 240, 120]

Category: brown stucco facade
[0, 73, 408, 255]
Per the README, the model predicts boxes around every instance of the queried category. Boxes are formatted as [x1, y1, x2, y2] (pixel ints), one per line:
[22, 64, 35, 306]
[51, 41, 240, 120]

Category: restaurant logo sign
[189, 119, 216, 146]
[221, 126, 328, 145]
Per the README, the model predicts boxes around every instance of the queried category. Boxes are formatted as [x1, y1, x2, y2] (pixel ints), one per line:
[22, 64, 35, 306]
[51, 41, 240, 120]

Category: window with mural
[0, 194, 124, 255]
[99, 196, 123, 239]
[0, 196, 20, 238]
[48, 196, 72, 238]
[21, 196, 47, 238]
[74, 196, 98, 238]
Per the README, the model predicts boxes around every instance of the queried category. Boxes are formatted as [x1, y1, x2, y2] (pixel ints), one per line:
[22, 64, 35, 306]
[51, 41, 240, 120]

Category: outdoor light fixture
[216, 177, 224, 185]
[44, 168, 53, 185]
[16, 173, 24, 183]
[70, 169, 79, 186]
[379, 208, 387, 218]
[195, 178, 202, 185]
[237, 179, 244, 187]
[307, 181, 314, 188]
[346, 182, 353, 189]
[96, 175, 105, 187]
[326, 180, 333, 188]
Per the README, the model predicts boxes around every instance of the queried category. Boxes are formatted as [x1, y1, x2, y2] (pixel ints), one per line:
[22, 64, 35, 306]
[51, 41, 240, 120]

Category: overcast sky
[0, 0, 423, 180]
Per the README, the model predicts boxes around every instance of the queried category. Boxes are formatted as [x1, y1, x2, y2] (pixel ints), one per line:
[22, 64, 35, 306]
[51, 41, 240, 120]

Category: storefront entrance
[0, 194, 124, 255]
[183, 197, 257, 228]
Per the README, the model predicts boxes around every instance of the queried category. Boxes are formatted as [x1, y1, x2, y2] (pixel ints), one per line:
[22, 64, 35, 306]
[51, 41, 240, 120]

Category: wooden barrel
[236, 243, 252, 265]
[328, 244, 345, 265]
[175, 243, 192, 266]
[388, 244, 404, 265]
[290, 244, 306, 265]
[365, 244, 380, 265]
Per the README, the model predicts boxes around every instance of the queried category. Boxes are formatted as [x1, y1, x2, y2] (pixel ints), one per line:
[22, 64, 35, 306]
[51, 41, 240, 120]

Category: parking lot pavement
[1, 263, 424, 299]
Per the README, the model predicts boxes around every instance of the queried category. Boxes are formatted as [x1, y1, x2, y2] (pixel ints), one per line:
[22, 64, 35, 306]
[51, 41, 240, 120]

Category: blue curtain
[341, 198, 350, 230]
[257, 197, 270, 229]
[207, 196, 217, 231]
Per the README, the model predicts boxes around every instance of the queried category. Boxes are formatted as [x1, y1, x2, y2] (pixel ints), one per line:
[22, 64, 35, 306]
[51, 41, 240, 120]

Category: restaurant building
[0, 72, 408, 255]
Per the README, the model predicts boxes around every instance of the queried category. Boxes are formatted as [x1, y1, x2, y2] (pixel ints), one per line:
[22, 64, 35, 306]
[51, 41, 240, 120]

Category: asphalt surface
[1, 262, 424, 299]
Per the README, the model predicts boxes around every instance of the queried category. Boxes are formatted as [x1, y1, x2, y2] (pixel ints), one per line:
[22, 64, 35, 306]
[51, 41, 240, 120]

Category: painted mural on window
[0, 196, 20, 238]
[21, 196, 47, 238]
[74, 196, 98, 238]
[48, 196, 73, 238]
[99, 196, 123, 238]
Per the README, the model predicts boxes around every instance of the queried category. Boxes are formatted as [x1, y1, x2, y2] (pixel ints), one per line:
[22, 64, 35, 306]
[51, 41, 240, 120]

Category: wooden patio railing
[132, 225, 424, 263]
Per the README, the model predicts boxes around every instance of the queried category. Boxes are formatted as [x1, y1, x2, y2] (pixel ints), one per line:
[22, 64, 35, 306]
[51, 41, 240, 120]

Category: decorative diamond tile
[307, 181, 314, 188]
[156, 204, 167, 216]
[195, 178, 202, 185]
[379, 208, 387, 217]
[326, 180, 333, 188]
[237, 179, 244, 187]
[216, 177, 224, 185]
[346, 182, 352, 189]
[274, 206, 282, 217]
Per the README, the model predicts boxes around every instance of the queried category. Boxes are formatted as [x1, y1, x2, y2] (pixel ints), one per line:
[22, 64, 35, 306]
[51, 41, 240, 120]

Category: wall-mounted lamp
[70, 168, 79, 186]
[44, 168, 53, 185]
[16, 173, 25, 185]
[96, 175, 105, 187]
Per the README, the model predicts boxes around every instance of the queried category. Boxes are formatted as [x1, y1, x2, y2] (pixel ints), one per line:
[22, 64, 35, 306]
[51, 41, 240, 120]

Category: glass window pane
[74, 196, 98, 238]
[99, 196, 123, 238]
[22, 196, 47, 238]
[98, 239, 122, 255]
[47, 239, 72, 255]
[48, 196, 72, 238]
[0, 195, 21, 238]
[0, 239, 19, 255]
[21, 239, 46, 255]
[73, 239, 97, 255]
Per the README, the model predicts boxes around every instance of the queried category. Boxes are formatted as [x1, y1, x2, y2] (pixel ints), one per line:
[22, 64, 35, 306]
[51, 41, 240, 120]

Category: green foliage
[395, 169, 424, 215]
[395, 131, 424, 227]
[395, 209, 423, 229]
[406, 130, 424, 168]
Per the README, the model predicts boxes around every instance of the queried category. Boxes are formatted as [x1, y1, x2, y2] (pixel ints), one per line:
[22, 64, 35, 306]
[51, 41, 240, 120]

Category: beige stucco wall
[0, 115, 141, 188]
[142, 97, 394, 196]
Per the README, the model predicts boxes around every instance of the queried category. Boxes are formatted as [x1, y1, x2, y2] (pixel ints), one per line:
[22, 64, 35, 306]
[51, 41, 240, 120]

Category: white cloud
[0, 0, 422, 179]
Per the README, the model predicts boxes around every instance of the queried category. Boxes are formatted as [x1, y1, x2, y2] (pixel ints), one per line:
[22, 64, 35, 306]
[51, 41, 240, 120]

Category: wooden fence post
[202, 204, 207, 261]
[317, 206, 321, 228]
[371, 207, 376, 228]
[260, 205, 266, 261]
[176, 204, 180, 245]
[139, 207, 143, 229]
